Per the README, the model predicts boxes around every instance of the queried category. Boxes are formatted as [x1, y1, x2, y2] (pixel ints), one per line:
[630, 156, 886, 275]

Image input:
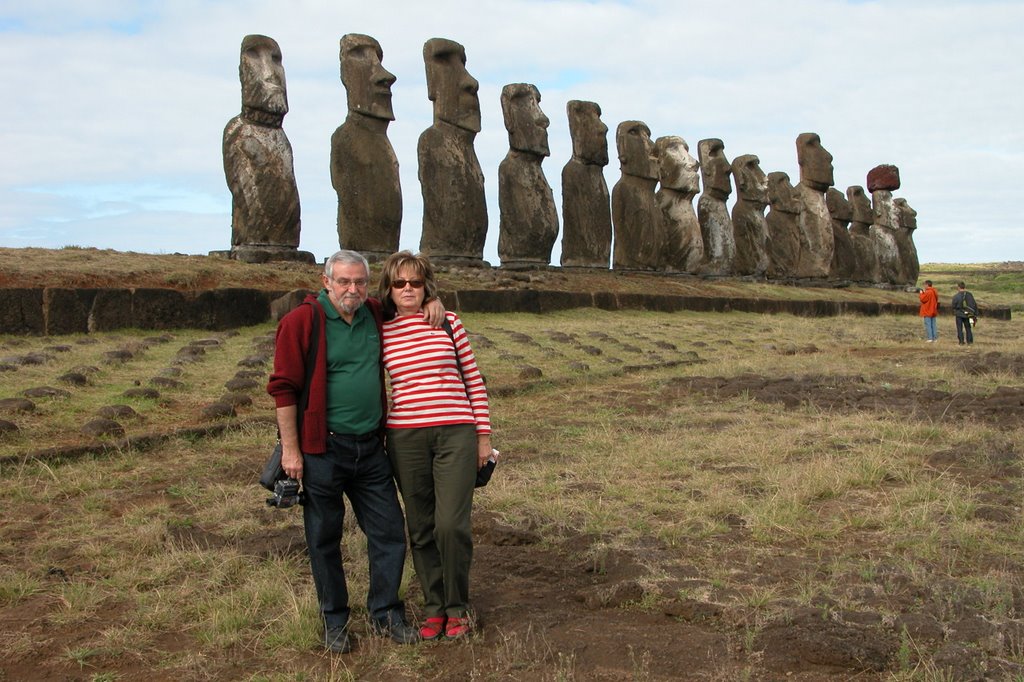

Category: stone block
[866, 164, 900, 192]
[0, 289, 44, 334]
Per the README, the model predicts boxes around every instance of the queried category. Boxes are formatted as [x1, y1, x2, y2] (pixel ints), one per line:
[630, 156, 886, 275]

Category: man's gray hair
[324, 250, 369, 279]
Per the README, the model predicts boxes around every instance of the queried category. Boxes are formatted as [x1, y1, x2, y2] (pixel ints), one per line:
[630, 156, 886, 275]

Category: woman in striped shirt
[378, 251, 492, 641]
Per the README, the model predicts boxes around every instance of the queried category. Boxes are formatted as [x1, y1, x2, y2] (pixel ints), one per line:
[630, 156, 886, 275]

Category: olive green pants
[387, 424, 477, 618]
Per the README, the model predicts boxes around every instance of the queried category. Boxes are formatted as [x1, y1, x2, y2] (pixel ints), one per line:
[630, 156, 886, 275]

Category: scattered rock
[97, 405, 139, 420]
[0, 397, 35, 414]
[103, 349, 135, 362]
[237, 355, 270, 368]
[664, 599, 723, 622]
[58, 372, 89, 386]
[224, 377, 259, 392]
[0, 419, 19, 437]
[23, 386, 71, 399]
[149, 377, 184, 389]
[201, 402, 236, 419]
[122, 388, 160, 400]
[518, 365, 543, 379]
[220, 392, 253, 407]
[80, 418, 125, 438]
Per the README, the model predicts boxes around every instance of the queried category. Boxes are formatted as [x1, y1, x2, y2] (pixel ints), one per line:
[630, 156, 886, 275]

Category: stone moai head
[698, 138, 732, 200]
[654, 136, 700, 195]
[767, 172, 799, 214]
[340, 34, 396, 121]
[826, 188, 852, 223]
[616, 121, 657, 180]
[731, 154, 768, 204]
[423, 37, 481, 132]
[567, 100, 609, 166]
[501, 83, 550, 156]
[894, 198, 917, 231]
[239, 34, 288, 115]
[796, 132, 834, 191]
[846, 186, 873, 225]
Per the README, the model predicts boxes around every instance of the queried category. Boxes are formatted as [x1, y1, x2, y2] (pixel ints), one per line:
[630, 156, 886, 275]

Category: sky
[2, 0, 1022, 267]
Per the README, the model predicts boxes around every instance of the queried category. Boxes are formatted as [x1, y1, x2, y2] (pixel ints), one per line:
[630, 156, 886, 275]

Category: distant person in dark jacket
[951, 281, 978, 345]
[917, 280, 939, 343]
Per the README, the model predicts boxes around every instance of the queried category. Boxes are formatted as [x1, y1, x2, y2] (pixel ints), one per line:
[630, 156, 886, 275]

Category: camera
[266, 477, 305, 508]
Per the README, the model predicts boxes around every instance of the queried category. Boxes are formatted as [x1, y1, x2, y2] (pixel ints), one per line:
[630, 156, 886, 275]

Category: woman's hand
[477, 436, 493, 469]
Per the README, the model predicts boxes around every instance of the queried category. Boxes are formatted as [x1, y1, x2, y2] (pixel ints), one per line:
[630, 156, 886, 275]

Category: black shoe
[373, 620, 421, 645]
[325, 625, 351, 653]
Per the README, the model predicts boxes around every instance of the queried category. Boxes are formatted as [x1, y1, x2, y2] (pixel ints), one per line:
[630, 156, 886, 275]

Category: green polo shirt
[317, 290, 382, 435]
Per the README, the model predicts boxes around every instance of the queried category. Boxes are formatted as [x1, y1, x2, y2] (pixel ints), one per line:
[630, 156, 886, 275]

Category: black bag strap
[441, 318, 465, 383]
[278, 302, 321, 441]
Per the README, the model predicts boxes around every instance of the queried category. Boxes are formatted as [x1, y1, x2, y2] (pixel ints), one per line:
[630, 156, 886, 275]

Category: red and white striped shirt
[382, 311, 490, 433]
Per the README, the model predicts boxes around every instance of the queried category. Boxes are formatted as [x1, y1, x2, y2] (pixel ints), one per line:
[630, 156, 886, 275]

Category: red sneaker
[419, 616, 446, 641]
[445, 616, 471, 639]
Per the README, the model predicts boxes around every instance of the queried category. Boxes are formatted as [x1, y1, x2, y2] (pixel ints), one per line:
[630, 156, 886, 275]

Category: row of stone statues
[222, 34, 919, 285]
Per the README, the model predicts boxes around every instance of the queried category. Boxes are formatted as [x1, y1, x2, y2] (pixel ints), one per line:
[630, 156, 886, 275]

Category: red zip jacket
[918, 286, 938, 318]
[266, 294, 386, 455]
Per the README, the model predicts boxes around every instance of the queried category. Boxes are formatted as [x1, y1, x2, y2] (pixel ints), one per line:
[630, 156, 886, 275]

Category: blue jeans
[302, 433, 408, 630]
[923, 316, 937, 341]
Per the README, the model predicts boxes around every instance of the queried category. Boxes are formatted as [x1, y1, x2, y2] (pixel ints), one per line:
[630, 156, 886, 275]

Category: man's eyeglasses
[331, 278, 368, 288]
[391, 279, 425, 289]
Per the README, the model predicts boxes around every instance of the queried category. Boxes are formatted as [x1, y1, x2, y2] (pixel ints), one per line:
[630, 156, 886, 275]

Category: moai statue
[611, 121, 661, 270]
[697, 138, 735, 276]
[330, 34, 401, 262]
[560, 101, 612, 269]
[894, 198, 920, 285]
[730, 154, 769, 277]
[221, 35, 312, 264]
[868, 164, 902, 284]
[765, 172, 802, 279]
[654, 136, 702, 273]
[497, 83, 558, 269]
[794, 133, 835, 278]
[825, 188, 858, 281]
[847, 185, 880, 283]
[418, 38, 487, 265]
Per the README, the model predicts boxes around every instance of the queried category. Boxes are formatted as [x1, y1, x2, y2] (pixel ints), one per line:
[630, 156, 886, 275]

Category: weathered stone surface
[730, 154, 769, 277]
[612, 121, 660, 271]
[866, 164, 900, 192]
[0, 289, 44, 334]
[794, 133, 835, 278]
[202, 402, 237, 420]
[97, 405, 139, 420]
[871, 189, 901, 284]
[149, 377, 184, 389]
[222, 35, 311, 265]
[0, 397, 35, 414]
[847, 185, 880, 283]
[44, 288, 99, 335]
[0, 419, 18, 437]
[654, 136, 702, 273]
[224, 377, 259, 392]
[560, 101, 612, 269]
[58, 372, 89, 386]
[765, 172, 802, 279]
[497, 83, 558, 268]
[418, 38, 487, 264]
[122, 388, 160, 400]
[893, 197, 920, 285]
[23, 386, 71, 399]
[81, 418, 125, 439]
[331, 34, 401, 261]
[697, 138, 735, 276]
[825, 188, 857, 280]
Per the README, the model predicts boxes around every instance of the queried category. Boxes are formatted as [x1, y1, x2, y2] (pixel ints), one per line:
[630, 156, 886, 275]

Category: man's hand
[276, 405, 303, 480]
[423, 297, 446, 328]
[281, 444, 303, 480]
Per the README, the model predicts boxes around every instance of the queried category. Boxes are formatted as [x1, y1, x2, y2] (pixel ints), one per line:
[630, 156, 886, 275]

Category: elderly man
[268, 250, 442, 653]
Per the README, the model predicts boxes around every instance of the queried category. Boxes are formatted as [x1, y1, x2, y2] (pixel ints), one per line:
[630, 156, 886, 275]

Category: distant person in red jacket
[917, 279, 939, 342]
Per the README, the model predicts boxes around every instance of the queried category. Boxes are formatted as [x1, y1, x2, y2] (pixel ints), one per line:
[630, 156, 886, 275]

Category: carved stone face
[340, 34, 395, 121]
[424, 38, 481, 133]
[616, 121, 657, 180]
[767, 172, 798, 213]
[567, 100, 609, 166]
[846, 186, 873, 225]
[894, 198, 917, 230]
[826, 188, 852, 222]
[796, 132, 834, 191]
[698, 138, 732, 200]
[502, 84, 550, 156]
[654, 136, 699, 195]
[240, 34, 288, 115]
[731, 154, 768, 204]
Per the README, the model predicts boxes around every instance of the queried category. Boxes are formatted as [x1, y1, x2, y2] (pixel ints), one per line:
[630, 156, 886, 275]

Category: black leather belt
[329, 431, 377, 442]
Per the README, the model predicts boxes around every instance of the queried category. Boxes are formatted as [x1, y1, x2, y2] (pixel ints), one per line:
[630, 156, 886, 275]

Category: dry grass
[1, 296, 1023, 678]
